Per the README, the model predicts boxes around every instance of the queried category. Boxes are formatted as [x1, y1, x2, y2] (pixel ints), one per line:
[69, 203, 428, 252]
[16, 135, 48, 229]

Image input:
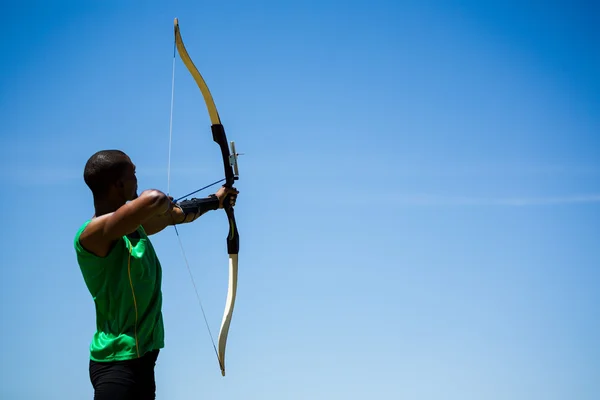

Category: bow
[173, 17, 240, 377]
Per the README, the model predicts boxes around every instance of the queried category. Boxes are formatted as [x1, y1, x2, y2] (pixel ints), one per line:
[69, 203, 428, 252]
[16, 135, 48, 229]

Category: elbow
[141, 189, 170, 213]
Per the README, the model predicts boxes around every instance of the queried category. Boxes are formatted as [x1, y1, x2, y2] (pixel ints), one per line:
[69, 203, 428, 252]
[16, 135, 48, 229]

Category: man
[74, 149, 238, 399]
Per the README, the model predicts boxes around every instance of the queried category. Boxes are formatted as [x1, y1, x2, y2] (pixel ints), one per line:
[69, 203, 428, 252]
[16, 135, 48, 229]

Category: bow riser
[211, 124, 240, 256]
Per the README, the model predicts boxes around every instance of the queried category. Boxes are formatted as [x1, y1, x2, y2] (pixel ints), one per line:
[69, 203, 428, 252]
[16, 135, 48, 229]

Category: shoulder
[74, 219, 126, 262]
[73, 220, 92, 250]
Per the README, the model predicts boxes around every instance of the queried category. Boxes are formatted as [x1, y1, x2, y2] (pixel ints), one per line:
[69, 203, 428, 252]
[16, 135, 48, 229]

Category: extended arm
[142, 186, 238, 235]
[142, 195, 221, 235]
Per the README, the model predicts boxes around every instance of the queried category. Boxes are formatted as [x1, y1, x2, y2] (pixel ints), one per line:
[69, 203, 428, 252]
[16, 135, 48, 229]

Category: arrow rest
[229, 141, 243, 179]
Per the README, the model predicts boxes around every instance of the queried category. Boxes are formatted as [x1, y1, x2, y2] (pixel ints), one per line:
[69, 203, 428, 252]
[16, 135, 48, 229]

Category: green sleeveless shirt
[74, 221, 165, 362]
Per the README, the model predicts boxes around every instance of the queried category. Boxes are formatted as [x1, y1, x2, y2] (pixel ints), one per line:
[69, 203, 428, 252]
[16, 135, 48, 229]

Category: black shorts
[89, 350, 160, 400]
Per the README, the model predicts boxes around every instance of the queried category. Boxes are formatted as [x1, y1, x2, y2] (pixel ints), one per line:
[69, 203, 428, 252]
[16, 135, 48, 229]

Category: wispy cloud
[387, 163, 600, 178]
[0, 165, 213, 186]
[0, 167, 82, 186]
[390, 194, 600, 206]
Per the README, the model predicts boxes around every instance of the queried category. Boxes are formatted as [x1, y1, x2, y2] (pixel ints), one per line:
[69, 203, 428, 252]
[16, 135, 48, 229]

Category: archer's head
[83, 150, 138, 205]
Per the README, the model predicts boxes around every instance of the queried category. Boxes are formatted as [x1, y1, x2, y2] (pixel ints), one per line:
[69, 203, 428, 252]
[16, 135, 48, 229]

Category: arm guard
[176, 195, 220, 218]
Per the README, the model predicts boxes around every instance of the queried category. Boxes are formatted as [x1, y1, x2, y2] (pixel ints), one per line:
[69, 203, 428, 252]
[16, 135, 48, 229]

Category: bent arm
[79, 189, 171, 257]
[141, 206, 186, 235]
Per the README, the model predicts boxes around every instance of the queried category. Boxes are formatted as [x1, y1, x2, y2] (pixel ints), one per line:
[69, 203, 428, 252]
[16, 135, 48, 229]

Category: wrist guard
[177, 195, 220, 217]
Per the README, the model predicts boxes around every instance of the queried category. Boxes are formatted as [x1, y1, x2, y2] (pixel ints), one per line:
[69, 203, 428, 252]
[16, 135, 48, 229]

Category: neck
[93, 197, 125, 217]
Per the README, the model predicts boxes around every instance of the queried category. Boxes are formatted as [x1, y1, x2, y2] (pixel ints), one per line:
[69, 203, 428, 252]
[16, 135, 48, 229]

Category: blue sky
[1, 1, 599, 399]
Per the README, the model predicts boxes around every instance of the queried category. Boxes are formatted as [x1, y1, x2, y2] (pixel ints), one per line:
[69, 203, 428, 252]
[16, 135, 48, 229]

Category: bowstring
[171, 223, 219, 362]
[167, 36, 219, 362]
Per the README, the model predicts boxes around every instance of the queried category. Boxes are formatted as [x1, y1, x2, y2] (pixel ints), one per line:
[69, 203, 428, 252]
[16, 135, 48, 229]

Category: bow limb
[174, 18, 240, 377]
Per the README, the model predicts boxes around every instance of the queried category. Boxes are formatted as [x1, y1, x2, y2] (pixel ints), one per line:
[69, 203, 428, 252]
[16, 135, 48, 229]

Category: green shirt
[74, 221, 165, 362]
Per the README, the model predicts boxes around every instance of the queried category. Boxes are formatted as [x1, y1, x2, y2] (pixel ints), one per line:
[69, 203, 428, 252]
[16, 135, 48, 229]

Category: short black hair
[83, 150, 130, 197]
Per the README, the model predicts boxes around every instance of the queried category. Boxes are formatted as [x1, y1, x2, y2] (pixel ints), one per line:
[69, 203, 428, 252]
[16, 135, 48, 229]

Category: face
[117, 157, 138, 201]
